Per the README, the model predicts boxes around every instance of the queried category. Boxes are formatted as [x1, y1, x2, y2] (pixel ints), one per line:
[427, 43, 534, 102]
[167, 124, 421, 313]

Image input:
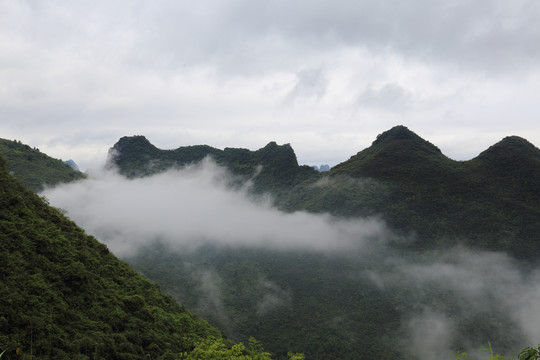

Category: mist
[42, 158, 540, 359]
[385, 248, 540, 359]
[42, 158, 387, 257]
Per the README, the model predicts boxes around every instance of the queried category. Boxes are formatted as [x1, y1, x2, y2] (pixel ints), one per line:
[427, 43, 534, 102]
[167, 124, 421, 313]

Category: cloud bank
[42, 159, 387, 256]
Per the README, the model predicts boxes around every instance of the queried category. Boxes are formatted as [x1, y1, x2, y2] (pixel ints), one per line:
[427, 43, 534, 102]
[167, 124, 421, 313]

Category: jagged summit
[107, 136, 315, 190]
[255, 141, 299, 168]
[108, 135, 157, 156]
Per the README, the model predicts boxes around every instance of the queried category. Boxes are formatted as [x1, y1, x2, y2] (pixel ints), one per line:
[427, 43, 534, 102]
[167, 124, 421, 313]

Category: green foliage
[455, 343, 507, 360]
[455, 343, 540, 360]
[130, 245, 404, 360]
[518, 345, 540, 360]
[0, 138, 86, 192]
[0, 157, 221, 359]
[322, 127, 540, 259]
[181, 338, 303, 360]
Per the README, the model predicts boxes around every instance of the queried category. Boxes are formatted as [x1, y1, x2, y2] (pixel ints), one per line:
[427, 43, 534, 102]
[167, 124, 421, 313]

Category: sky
[1, 0, 539, 170]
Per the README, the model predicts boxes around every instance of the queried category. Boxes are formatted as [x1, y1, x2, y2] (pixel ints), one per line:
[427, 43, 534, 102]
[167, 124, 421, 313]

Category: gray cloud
[0, 0, 539, 171]
[285, 66, 328, 103]
[356, 83, 414, 111]
[125, 0, 540, 75]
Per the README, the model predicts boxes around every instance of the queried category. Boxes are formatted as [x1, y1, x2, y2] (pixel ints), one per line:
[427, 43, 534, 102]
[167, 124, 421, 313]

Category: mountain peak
[372, 125, 442, 154]
[473, 135, 540, 175]
[373, 125, 417, 143]
[111, 135, 156, 154]
[330, 126, 447, 180]
[256, 141, 298, 168]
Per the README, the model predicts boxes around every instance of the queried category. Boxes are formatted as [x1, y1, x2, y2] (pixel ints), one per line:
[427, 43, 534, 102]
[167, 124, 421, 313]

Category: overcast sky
[1, 0, 539, 170]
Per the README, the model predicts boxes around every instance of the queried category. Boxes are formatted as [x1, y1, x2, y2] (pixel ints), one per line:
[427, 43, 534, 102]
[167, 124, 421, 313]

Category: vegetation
[3, 127, 538, 359]
[0, 138, 86, 192]
[180, 337, 304, 359]
[0, 155, 223, 359]
[328, 126, 540, 258]
[454, 342, 540, 360]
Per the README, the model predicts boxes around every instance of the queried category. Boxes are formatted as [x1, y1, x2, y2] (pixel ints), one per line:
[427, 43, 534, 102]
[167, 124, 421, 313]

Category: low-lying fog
[42, 159, 540, 359]
[44, 158, 389, 255]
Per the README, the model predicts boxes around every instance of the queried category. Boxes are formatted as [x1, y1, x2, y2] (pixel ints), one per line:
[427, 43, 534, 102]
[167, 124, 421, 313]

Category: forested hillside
[0, 155, 223, 359]
[328, 126, 540, 257]
[0, 138, 86, 192]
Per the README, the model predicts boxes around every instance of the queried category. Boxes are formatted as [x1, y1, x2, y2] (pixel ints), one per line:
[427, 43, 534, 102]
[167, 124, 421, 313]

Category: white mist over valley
[42, 157, 540, 360]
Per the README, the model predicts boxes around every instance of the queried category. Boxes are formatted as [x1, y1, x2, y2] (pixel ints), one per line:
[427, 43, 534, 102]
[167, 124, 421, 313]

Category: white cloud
[41, 159, 387, 256]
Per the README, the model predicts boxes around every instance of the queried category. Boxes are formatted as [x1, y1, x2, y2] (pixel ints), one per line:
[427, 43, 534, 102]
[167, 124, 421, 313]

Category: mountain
[0, 155, 223, 359]
[41, 128, 540, 359]
[64, 159, 80, 171]
[107, 135, 319, 194]
[0, 138, 86, 192]
[107, 127, 540, 259]
[329, 126, 540, 257]
[331, 125, 449, 180]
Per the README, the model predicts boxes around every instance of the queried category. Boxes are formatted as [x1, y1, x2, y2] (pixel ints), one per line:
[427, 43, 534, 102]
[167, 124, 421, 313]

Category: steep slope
[0, 155, 221, 359]
[0, 138, 86, 192]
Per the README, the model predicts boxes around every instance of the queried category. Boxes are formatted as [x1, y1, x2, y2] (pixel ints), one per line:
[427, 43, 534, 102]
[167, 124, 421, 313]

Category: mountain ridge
[107, 136, 316, 193]
[106, 126, 540, 259]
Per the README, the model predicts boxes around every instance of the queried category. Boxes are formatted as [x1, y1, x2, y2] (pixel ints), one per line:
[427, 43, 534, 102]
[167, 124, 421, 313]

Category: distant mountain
[0, 155, 225, 359]
[312, 165, 330, 172]
[108, 127, 540, 259]
[107, 135, 318, 194]
[0, 138, 86, 192]
[64, 159, 80, 171]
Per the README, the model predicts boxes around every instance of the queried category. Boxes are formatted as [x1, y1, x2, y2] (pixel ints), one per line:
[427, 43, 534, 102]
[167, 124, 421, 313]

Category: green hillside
[0, 155, 223, 359]
[0, 138, 86, 192]
[329, 126, 540, 257]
